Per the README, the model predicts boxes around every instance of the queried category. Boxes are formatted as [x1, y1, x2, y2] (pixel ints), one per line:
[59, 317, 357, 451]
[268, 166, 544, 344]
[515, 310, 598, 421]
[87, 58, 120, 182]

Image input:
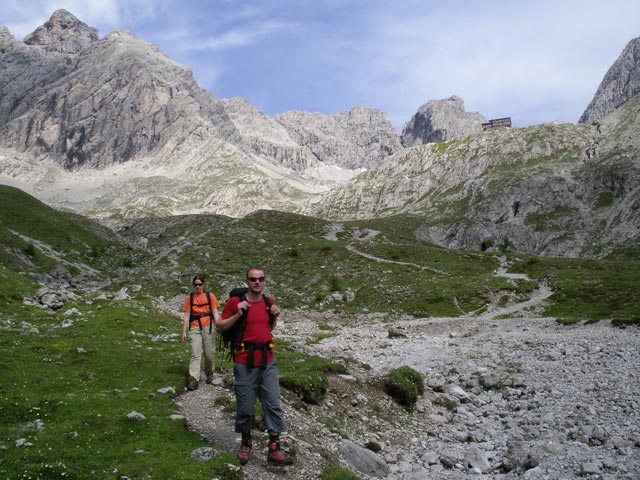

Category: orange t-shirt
[183, 291, 220, 329]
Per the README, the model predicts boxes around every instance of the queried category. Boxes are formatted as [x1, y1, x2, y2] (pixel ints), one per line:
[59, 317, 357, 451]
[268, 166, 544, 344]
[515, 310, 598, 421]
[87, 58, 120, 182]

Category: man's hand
[237, 301, 249, 314]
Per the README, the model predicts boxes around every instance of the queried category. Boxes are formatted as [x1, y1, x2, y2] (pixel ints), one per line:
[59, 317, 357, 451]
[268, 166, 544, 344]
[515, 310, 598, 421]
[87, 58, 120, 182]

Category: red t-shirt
[221, 295, 274, 365]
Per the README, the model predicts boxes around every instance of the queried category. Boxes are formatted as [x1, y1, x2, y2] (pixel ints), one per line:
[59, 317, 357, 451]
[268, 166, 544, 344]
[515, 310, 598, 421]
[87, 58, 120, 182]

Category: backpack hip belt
[189, 314, 212, 331]
[235, 341, 275, 369]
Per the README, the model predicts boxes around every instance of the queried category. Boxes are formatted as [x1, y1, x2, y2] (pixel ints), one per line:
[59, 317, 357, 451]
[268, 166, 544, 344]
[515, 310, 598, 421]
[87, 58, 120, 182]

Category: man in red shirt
[217, 267, 293, 467]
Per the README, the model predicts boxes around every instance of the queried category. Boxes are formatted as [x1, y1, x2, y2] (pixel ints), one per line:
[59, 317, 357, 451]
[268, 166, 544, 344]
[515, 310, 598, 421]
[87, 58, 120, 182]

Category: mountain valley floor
[177, 309, 640, 480]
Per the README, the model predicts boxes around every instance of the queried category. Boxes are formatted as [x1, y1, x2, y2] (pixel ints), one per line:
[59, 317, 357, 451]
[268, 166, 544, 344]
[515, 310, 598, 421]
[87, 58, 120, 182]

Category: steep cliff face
[0, 13, 239, 169]
[579, 36, 640, 124]
[401, 95, 486, 147]
[275, 106, 401, 170]
[221, 97, 322, 173]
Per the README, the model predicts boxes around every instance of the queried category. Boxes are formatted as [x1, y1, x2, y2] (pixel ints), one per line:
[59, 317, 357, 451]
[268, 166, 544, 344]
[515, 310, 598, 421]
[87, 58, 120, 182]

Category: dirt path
[345, 244, 451, 276]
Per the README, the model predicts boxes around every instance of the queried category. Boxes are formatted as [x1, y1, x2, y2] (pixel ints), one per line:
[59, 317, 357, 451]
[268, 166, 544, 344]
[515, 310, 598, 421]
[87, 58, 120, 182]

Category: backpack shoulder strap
[263, 294, 275, 327]
[233, 292, 249, 344]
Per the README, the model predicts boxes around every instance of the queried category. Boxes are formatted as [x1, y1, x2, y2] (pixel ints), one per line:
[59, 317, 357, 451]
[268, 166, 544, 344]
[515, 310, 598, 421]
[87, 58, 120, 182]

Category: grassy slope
[124, 210, 510, 318]
[0, 186, 241, 478]
[123, 209, 639, 324]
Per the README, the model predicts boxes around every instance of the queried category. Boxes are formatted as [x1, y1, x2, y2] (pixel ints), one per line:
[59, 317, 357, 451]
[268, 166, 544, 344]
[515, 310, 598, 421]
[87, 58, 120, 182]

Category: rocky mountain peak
[401, 95, 486, 147]
[0, 26, 16, 51]
[23, 9, 98, 54]
[0, 15, 238, 170]
[579, 36, 640, 124]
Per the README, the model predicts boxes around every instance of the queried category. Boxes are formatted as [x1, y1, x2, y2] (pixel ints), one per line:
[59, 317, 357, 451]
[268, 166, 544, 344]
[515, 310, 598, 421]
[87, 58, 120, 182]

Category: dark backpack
[221, 287, 275, 352]
[189, 290, 215, 334]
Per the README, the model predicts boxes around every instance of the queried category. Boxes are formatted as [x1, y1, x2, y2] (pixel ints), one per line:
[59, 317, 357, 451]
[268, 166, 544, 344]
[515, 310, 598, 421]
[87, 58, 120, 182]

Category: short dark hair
[192, 273, 206, 284]
[245, 267, 264, 278]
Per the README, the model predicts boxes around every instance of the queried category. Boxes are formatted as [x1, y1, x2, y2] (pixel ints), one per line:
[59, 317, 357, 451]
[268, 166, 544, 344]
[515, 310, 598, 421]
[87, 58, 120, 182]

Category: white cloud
[197, 21, 288, 52]
[331, 0, 640, 127]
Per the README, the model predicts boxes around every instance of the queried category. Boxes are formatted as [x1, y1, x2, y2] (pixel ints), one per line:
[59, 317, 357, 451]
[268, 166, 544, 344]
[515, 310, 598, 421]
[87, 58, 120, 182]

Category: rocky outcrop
[579, 36, 640, 124]
[276, 106, 401, 170]
[23, 9, 98, 54]
[221, 97, 318, 172]
[0, 26, 16, 51]
[224, 98, 401, 172]
[401, 96, 486, 147]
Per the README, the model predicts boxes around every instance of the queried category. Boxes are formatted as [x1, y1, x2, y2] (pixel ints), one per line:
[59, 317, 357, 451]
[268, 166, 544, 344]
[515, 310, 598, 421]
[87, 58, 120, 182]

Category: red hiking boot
[267, 441, 293, 466]
[236, 437, 252, 465]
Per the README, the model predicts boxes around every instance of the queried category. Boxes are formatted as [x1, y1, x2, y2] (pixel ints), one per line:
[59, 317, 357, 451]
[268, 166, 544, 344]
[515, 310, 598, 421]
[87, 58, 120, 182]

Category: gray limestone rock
[276, 106, 401, 170]
[340, 439, 390, 478]
[579, 36, 640, 124]
[23, 9, 98, 54]
[401, 95, 485, 147]
[0, 13, 239, 170]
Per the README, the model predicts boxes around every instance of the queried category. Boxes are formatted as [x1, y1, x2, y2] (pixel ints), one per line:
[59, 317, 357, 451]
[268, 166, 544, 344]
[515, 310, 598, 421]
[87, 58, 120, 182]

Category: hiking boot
[267, 441, 293, 466]
[206, 372, 214, 384]
[186, 376, 199, 391]
[236, 438, 252, 465]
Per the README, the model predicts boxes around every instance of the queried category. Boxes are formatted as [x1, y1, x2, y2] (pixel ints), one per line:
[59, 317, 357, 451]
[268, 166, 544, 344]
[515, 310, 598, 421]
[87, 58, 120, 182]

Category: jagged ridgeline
[1, 10, 639, 259]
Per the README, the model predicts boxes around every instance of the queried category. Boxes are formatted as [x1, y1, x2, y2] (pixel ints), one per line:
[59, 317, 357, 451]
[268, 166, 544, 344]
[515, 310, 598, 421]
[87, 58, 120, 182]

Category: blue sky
[3, 0, 639, 131]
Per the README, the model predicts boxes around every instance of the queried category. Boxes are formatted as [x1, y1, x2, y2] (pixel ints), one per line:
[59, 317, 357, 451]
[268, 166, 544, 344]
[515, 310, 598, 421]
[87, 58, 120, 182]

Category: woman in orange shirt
[181, 273, 220, 390]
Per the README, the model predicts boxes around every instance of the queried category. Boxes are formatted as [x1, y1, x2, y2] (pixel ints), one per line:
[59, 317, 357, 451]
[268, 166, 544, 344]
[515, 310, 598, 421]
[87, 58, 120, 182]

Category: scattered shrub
[384, 366, 424, 409]
[480, 238, 494, 251]
[365, 440, 382, 453]
[23, 242, 36, 257]
[499, 237, 513, 253]
[320, 465, 361, 480]
[328, 275, 341, 292]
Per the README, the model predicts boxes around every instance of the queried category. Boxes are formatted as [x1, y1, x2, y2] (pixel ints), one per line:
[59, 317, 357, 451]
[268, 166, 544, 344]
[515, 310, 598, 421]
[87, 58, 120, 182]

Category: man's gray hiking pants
[233, 358, 286, 433]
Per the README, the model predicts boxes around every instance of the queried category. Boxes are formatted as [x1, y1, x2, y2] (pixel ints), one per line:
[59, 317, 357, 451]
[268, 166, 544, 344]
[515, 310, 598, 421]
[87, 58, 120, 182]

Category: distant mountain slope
[401, 95, 485, 146]
[0, 10, 239, 169]
[275, 106, 401, 170]
[309, 95, 640, 258]
[1, 10, 639, 258]
[579, 36, 640, 124]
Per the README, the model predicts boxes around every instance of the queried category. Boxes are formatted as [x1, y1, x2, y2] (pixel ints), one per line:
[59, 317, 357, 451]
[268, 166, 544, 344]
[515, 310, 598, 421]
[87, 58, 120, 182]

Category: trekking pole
[216, 334, 226, 372]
